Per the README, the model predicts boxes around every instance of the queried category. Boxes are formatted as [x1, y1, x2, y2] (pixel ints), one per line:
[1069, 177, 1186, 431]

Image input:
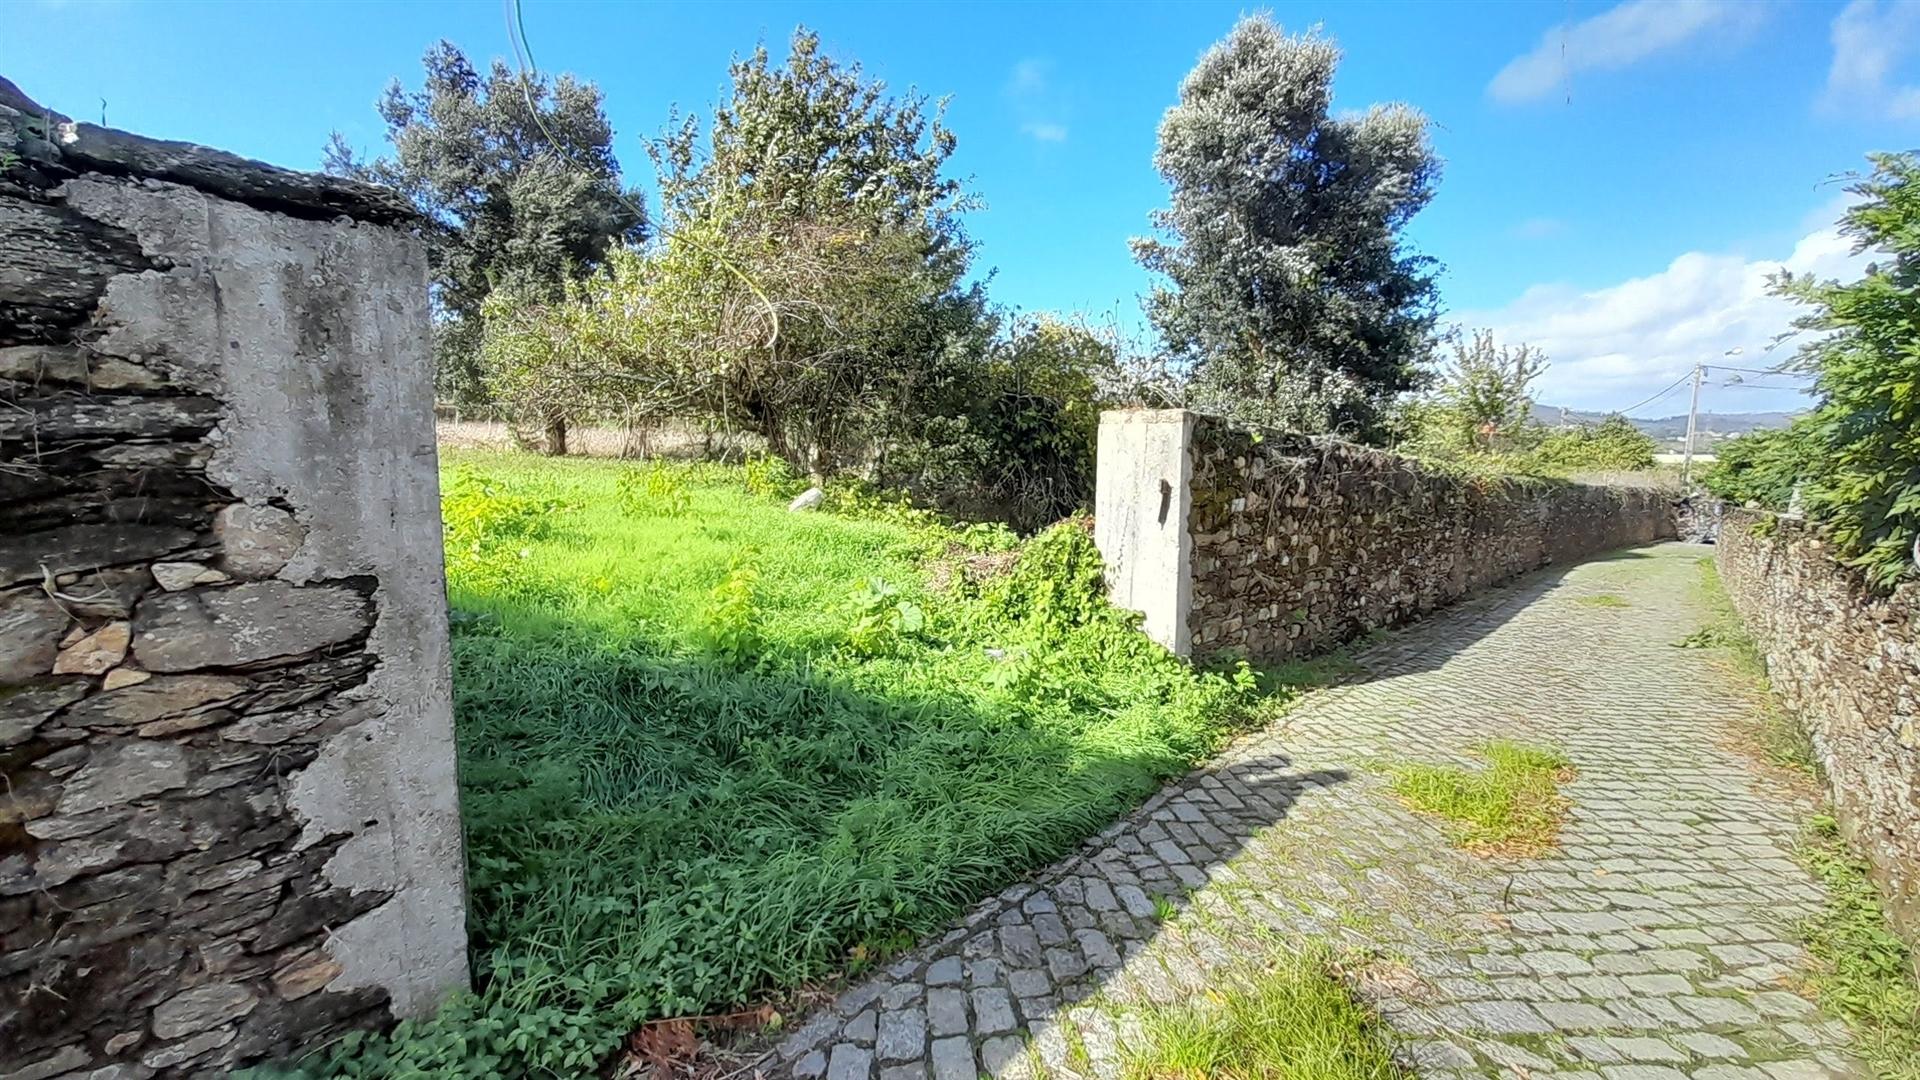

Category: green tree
[1769, 152, 1920, 587]
[638, 26, 986, 473]
[1134, 15, 1441, 440]
[1440, 330, 1548, 451]
[327, 41, 646, 420]
[1531, 415, 1657, 472]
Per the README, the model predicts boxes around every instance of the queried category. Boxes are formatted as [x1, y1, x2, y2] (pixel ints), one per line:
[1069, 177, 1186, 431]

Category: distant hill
[1529, 405, 1802, 450]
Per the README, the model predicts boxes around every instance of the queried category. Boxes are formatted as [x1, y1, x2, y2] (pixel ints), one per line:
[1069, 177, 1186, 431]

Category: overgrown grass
[290, 451, 1340, 1078]
[1796, 815, 1920, 1079]
[1115, 945, 1403, 1080]
[1387, 740, 1573, 855]
[1576, 593, 1629, 608]
[1677, 557, 1821, 776]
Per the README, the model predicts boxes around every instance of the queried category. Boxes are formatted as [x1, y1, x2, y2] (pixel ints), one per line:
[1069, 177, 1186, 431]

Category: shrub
[1529, 414, 1657, 472]
[1701, 421, 1820, 509]
[1768, 152, 1920, 588]
[616, 463, 693, 517]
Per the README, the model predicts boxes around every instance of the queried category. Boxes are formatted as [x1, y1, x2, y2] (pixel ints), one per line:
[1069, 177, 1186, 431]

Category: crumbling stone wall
[1095, 409, 1675, 661]
[1716, 508, 1920, 951]
[1, 80, 468, 1077]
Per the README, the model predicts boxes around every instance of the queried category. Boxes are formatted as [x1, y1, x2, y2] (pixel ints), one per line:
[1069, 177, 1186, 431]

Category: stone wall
[1095, 409, 1676, 661]
[1716, 508, 1920, 950]
[1, 80, 468, 1078]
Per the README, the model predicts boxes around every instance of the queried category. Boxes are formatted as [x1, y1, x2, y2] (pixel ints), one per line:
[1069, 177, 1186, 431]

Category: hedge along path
[773, 543, 1868, 1080]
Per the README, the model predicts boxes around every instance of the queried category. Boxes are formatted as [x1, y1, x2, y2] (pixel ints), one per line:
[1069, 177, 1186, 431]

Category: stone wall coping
[1, 76, 418, 226]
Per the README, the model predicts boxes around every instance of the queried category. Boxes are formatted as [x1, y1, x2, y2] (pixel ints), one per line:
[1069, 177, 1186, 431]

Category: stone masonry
[1094, 409, 1676, 662]
[1716, 508, 1920, 957]
[771, 545, 1864, 1079]
[1, 79, 467, 1077]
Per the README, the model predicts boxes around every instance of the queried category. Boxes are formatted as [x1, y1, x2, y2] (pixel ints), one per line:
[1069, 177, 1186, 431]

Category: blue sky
[10, 0, 1919, 416]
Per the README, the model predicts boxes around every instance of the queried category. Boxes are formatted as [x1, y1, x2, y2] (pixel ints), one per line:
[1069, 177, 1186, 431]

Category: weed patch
[1796, 814, 1920, 1079]
[290, 451, 1316, 1078]
[1388, 740, 1573, 855]
[1680, 558, 1822, 777]
[1116, 945, 1403, 1080]
[1576, 593, 1629, 608]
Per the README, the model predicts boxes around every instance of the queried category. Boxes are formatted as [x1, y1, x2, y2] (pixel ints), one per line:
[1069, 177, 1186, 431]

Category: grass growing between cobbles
[1677, 557, 1822, 776]
[1796, 815, 1920, 1080]
[284, 451, 1347, 1078]
[1387, 741, 1573, 855]
[1114, 945, 1404, 1080]
[1575, 592, 1629, 608]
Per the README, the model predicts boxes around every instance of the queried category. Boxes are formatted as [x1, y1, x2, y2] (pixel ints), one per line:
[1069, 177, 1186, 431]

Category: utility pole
[1682, 362, 1704, 487]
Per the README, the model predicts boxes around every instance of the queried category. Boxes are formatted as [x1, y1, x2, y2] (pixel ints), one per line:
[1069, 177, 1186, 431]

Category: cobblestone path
[774, 544, 1858, 1080]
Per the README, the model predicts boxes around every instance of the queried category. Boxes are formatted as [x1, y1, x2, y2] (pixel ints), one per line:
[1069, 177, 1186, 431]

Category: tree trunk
[545, 414, 568, 456]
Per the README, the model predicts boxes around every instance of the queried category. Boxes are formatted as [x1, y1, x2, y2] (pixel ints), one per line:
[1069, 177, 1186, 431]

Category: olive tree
[1134, 16, 1440, 439]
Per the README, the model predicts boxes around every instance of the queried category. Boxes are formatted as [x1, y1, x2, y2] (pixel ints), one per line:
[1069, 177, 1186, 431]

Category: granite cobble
[770, 545, 1865, 1078]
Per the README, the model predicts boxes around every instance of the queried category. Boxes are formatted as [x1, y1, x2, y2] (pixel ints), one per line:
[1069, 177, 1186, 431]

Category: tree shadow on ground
[440, 605, 1347, 1078]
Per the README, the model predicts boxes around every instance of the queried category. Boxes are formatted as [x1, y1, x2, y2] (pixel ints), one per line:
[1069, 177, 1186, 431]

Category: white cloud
[1006, 58, 1069, 143]
[1489, 0, 1764, 105]
[1452, 209, 1863, 413]
[1822, 0, 1920, 119]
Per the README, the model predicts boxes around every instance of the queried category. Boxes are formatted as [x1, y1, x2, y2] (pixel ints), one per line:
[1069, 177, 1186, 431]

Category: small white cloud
[1822, 0, 1920, 119]
[1452, 205, 1864, 411]
[1489, 0, 1764, 105]
[1006, 58, 1069, 143]
[1512, 217, 1567, 240]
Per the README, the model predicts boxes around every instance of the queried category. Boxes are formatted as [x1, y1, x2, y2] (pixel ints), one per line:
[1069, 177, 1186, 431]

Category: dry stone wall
[1716, 508, 1920, 951]
[1095, 409, 1676, 662]
[1, 79, 468, 1078]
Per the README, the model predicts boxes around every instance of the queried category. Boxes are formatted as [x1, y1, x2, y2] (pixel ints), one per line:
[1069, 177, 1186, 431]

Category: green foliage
[303, 452, 1285, 1078]
[1529, 415, 1658, 472]
[1404, 329, 1548, 458]
[1135, 15, 1440, 439]
[1796, 815, 1920, 1078]
[1766, 152, 1920, 588]
[1701, 420, 1821, 509]
[326, 42, 645, 409]
[439, 466, 571, 597]
[1389, 741, 1573, 854]
[743, 453, 801, 499]
[699, 559, 762, 667]
[1117, 944, 1404, 1080]
[616, 463, 692, 517]
[843, 578, 927, 656]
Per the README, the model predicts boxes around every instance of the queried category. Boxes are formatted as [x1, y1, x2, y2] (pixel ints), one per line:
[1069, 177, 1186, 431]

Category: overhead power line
[1616, 371, 1694, 416]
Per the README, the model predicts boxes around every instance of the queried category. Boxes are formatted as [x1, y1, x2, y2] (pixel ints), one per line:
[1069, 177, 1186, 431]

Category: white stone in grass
[789, 486, 825, 512]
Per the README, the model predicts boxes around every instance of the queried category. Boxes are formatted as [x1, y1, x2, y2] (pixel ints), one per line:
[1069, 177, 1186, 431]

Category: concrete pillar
[1, 79, 467, 1077]
[1093, 409, 1195, 656]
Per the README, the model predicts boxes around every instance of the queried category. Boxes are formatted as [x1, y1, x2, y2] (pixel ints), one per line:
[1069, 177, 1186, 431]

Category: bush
[1767, 152, 1920, 588]
[1529, 414, 1657, 472]
[1701, 421, 1821, 509]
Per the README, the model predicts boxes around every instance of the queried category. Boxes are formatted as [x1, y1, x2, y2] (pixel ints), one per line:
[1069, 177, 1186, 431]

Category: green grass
[1796, 815, 1920, 1080]
[1576, 592, 1629, 608]
[1677, 557, 1822, 777]
[1387, 740, 1573, 855]
[294, 451, 1346, 1078]
[1115, 946, 1403, 1080]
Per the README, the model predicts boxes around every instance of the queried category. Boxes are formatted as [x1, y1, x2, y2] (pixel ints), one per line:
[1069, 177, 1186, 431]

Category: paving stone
[926, 989, 968, 1037]
[970, 987, 1017, 1034]
[767, 549, 1869, 1080]
[875, 1009, 926, 1063]
[928, 1037, 974, 1080]
[826, 1043, 872, 1080]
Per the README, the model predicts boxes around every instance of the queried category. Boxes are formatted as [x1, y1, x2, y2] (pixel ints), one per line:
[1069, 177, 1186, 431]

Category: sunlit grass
[293, 449, 1348, 1077]
[1576, 592, 1629, 608]
[1797, 815, 1920, 1080]
[1117, 946, 1403, 1080]
[1388, 740, 1573, 855]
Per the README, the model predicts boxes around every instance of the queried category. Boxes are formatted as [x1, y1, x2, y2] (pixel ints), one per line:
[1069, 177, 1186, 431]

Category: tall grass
[292, 452, 1323, 1078]
[1388, 740, 1573, 855]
